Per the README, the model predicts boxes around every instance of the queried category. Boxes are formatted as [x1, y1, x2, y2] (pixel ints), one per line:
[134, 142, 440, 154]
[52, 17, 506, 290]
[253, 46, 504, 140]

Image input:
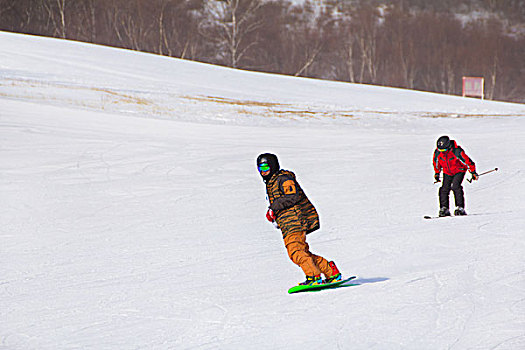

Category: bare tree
[350, 4, 381, 83]
[274, 2, 326, 77]
[380, 6, 419, 88]
[40, 0, 68, 38]
[156, 0, 206, 59]
[202, 0, 263, 68]
[344, 31, 356, 82]
[100, 0, 156, 52]
[56, 0, 66, 38]
[85, 0, 97, 42]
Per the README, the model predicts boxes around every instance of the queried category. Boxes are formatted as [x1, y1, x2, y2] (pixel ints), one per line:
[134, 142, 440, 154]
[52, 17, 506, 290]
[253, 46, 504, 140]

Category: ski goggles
[258, 163, 270, 172]
[437, 147, 449, 152]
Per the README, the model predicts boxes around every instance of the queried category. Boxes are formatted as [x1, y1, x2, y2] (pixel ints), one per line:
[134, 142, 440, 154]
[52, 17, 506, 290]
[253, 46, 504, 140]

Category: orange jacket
[266, 170, 320, 238]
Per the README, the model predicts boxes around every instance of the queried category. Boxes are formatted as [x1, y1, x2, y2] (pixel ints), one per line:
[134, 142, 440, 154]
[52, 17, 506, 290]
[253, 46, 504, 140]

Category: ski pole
[467, 167, 498, 183]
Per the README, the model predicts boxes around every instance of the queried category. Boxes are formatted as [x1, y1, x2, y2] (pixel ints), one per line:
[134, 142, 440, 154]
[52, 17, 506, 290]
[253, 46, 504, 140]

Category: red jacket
[433, 140, 476, 176]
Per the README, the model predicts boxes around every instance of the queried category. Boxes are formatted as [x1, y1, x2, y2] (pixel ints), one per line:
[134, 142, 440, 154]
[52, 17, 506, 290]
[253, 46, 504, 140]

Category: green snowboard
[288, 276, 358, 294]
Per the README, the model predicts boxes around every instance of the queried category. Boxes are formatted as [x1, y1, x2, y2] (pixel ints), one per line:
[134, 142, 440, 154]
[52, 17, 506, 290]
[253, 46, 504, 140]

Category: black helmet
[436, 136, 451, 151]
[256, 153, 280, 182]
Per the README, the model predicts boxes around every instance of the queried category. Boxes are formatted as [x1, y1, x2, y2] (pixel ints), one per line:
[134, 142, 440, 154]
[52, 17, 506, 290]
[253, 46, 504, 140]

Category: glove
[434, 173, 440, 182]
[471, 171, 479, 181]
[266, 208, 276, 222]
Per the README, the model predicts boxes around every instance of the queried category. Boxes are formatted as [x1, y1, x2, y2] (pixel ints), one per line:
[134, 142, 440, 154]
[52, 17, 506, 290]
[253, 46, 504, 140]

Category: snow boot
[299, 274, 323, 286]
[454, 207, 467, 216]
[324, 261, 342, 284]
[439, 207, 451, 217]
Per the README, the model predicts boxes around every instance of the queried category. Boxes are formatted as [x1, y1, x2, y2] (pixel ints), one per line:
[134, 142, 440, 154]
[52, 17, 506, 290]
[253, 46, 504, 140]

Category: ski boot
[299, 274, 323, 286]
[439, 207, 451, 217]
[324, 261, 342, 284]
[454, 207, 467, 216]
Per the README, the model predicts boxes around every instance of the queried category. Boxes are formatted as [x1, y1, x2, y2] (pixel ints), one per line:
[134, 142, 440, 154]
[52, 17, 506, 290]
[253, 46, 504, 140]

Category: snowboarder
[433, 136, 479, 216]
[256, 153, 341, 286]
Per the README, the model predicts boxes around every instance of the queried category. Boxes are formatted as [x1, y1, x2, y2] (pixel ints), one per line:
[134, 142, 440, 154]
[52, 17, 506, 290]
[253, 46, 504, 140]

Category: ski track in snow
[1, 31, 525, 349]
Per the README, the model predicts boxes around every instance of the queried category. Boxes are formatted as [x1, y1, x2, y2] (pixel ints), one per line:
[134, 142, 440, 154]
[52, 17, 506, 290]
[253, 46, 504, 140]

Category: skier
[256, 153, 341, 286]
[433, 136, 479, 216]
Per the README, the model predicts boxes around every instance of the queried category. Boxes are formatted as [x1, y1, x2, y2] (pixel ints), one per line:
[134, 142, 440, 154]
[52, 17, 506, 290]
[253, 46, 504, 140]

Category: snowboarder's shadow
[340, 277, 389, 288]
[304, 277, 389, 293]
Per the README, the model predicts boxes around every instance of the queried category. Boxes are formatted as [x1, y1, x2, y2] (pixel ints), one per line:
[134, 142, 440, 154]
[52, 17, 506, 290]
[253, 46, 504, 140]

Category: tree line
[1, 0, 524, 103]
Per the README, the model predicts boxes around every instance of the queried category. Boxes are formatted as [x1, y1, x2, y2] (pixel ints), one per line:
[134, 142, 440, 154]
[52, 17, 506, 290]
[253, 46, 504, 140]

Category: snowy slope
[1, 31, 524, 349]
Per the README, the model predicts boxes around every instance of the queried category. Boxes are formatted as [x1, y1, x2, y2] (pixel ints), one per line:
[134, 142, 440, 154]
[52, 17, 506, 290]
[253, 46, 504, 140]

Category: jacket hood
[256, 153, 280, 182]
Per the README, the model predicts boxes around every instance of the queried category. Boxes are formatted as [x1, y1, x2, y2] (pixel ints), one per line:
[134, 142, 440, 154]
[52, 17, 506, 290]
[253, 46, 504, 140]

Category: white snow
[1, 31, 524, 349]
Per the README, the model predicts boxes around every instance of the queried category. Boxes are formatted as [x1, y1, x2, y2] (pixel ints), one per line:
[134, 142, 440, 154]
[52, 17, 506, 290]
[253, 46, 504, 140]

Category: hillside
[1, 1, 524, 103]
[1, 31, 524, 349]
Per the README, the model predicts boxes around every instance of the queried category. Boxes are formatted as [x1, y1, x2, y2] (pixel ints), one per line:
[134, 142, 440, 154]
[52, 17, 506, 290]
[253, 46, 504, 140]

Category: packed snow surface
[1, 31, 524, 349]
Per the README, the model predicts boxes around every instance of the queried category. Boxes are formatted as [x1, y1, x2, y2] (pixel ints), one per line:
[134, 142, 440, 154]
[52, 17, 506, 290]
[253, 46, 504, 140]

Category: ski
[288, 276, 358, 294]
[424, 214, 468, 219]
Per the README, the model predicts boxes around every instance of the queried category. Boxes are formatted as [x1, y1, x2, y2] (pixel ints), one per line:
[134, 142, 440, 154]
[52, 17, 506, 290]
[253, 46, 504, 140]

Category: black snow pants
[439, 172, 466, 209]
